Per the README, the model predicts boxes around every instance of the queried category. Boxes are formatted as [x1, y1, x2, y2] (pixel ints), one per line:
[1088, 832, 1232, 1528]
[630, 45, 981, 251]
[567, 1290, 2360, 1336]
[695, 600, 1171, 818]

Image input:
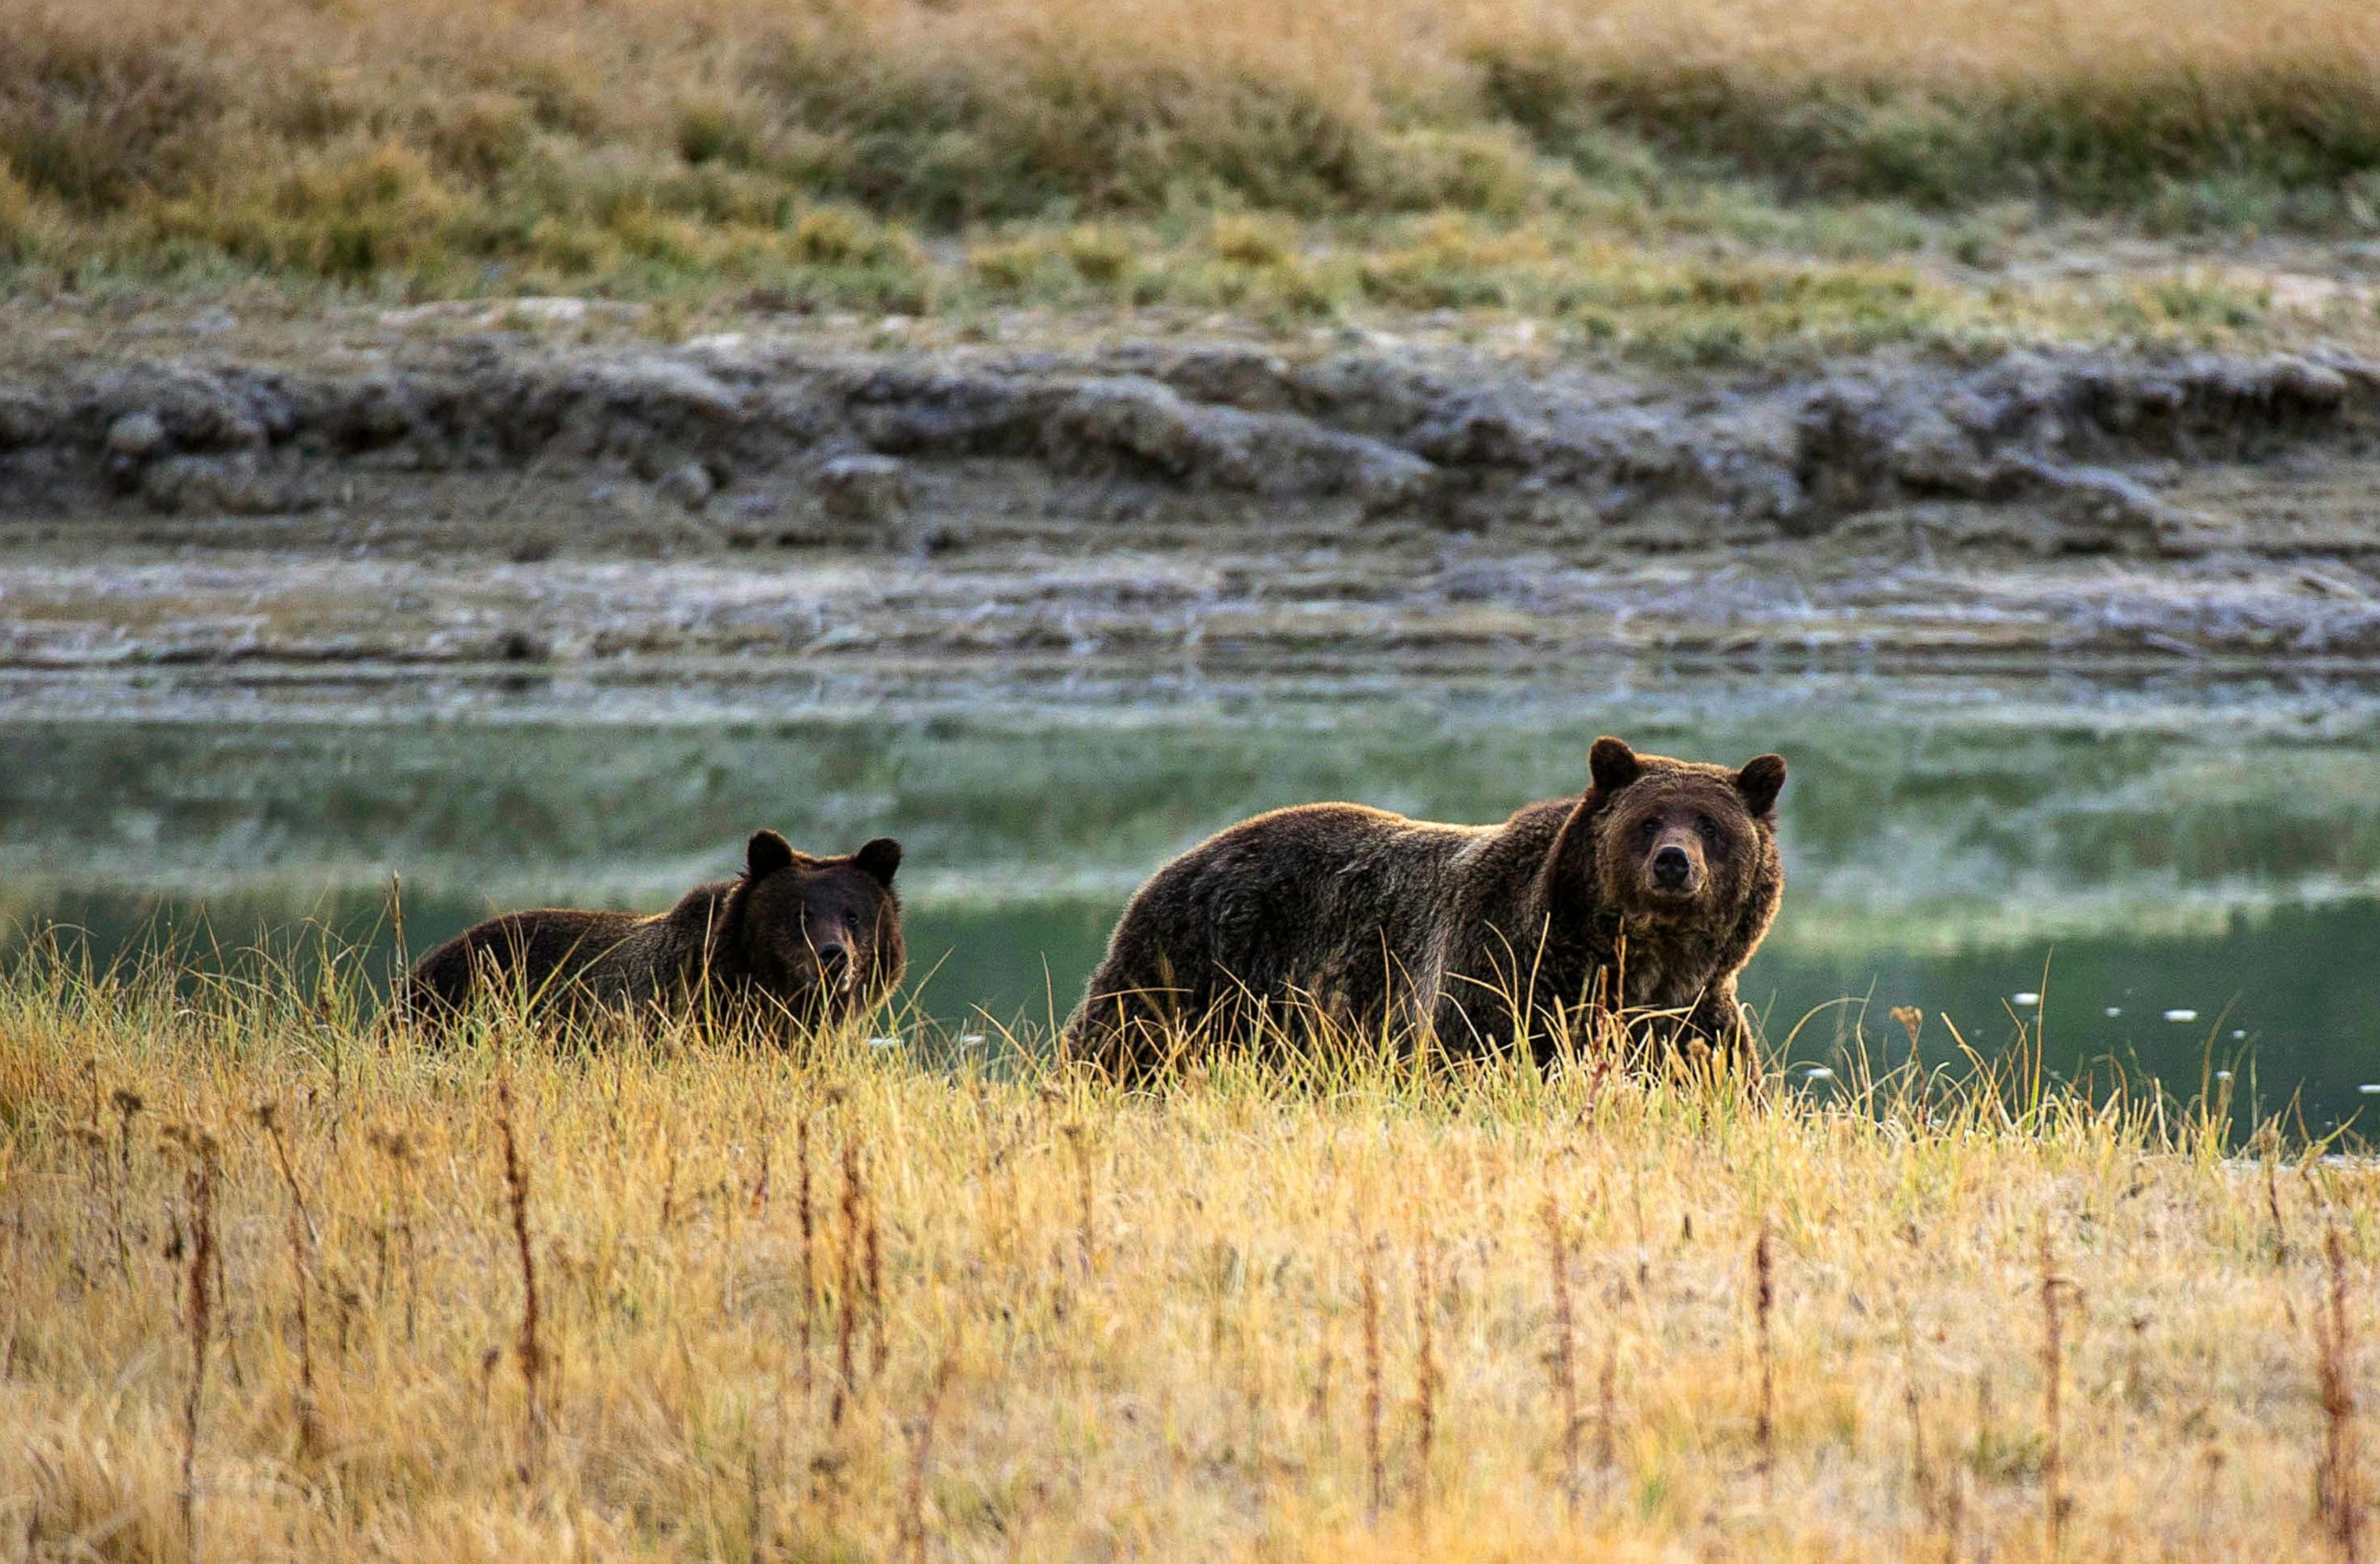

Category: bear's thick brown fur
[1061, 737, 1783, 1076]
[402, 831, 904, 1037]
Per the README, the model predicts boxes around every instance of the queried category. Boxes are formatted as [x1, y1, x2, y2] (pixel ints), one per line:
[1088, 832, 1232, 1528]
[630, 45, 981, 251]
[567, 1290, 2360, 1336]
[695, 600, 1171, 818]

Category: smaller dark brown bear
[401, 831, 904, 1038]
[1061, 737, 1784, 1077]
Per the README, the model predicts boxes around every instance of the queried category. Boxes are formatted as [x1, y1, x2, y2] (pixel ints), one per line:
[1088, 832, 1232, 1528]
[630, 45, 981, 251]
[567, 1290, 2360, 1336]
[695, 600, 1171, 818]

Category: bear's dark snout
[1652, 843, 1694, 890]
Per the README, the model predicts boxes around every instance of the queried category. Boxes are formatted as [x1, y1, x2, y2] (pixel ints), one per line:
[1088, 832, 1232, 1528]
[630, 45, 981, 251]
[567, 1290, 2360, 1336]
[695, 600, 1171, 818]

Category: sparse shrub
[0, 162, 42, 262]
[0, 24, 225, 213]
[789, 205, 867, 265]
[272, 140, 458, 279]
[968, 234, 1058, 293]
[1209, 212, 1295, 268]
[420, 93, 534, 188]
[791, 204, 916, 268]
[1359, 214, 1537, 309]
[1377, 128, 1540, 217]
[154, 137, 459, 281]
[1061, 224, 1133, 286]
[264, 67, 365, 146]
[523, 214, 615, 278]
[676, 96, 764, 171]
[505, 53, 604, 139]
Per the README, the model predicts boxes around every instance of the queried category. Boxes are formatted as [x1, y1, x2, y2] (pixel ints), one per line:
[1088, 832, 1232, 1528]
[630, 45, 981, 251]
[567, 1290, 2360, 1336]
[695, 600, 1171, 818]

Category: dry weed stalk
[496, 1077, 547, 1482]
[2039, 1217, 2070, 1554]
[2273, 1158, 2295, 1268]
[70, 1122, 110, 1282]
[253, 1100, 317, 1243]
[1891, 1006, 1928, 1124]
[900, 1347, 960, 1564]
[170, 1126, 219, 1559]
[387, 872, 408, 982]
[1360, 1233, 1385, 1525]
[1595, 1330, 1619, 1503]
[1310, 1323, 1335, 1441]
[367, 1125, 420, 1343]
[254, 1102, 323, 1459]
[865, 1172, 888, 1380]
[2195, 1440, 2223, 1556]
[1755, 1216, 1776, 1504]
[2318, 1222, 2363, 1561]
[1544, 1192, 1580, 1514]
[107, 1087, 142, 1282]
[1412, 1231, 1440, 1527]
[797, 1113, 815, 1395]
[748, 1108, 772, 1215]
[831, 1135, 863, 1428]
[1064, 1121, 1095, 1274]
[1901, 1317, 1937, 1531]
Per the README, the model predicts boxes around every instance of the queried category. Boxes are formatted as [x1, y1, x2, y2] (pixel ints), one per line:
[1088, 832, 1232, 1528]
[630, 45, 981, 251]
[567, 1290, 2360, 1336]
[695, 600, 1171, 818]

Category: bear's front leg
[1682, 982, 1765, 1077]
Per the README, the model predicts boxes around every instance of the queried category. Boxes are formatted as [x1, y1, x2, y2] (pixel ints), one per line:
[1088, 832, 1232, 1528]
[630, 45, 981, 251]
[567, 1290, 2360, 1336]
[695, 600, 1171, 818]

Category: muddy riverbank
[6, 304, 2380, 669]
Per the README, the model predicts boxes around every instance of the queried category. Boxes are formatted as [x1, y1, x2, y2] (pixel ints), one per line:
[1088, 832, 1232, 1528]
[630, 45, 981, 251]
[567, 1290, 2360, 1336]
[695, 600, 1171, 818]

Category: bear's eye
[1696, 814, 1720, 840]
[1639, 817, 1662, 839]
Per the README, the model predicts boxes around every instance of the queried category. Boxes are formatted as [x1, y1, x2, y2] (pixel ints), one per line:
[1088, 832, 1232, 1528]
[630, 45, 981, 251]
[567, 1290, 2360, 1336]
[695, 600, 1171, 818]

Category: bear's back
[405, 906, 660, 1023]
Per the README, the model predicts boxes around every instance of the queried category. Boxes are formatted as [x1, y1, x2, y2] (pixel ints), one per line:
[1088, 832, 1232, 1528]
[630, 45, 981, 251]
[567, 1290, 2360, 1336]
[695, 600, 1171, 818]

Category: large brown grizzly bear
[1061, 737, 1783, 1076]
[402, 831, 904, 1038]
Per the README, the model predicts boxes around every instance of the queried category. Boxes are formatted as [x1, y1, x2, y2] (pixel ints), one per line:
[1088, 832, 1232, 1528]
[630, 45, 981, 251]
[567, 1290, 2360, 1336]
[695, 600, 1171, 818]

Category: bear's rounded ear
[1588, 736, 1641, 795]
[853, 838, 902, 887]
[1734, 754, 1787, 817]
[746, 829, 796, 880]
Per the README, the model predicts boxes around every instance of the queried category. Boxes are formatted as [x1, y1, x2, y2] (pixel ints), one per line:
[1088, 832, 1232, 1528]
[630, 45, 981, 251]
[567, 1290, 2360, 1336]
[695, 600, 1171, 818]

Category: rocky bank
[6, 314, 2380, 669]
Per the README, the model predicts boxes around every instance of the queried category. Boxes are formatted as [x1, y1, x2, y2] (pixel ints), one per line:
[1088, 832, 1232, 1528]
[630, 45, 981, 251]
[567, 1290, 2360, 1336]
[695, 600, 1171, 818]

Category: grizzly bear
[402, 830, 904, 1037]
[1061, 737, 1783, 1077]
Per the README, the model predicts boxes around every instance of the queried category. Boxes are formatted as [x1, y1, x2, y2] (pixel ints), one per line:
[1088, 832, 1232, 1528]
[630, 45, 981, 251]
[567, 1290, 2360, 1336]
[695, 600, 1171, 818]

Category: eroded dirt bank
[7, 308, 2380, 669]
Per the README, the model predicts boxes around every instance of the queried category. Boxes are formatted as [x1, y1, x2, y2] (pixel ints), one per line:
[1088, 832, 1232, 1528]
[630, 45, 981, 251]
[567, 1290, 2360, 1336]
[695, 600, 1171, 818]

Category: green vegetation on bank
[1, 0, 2374, 356]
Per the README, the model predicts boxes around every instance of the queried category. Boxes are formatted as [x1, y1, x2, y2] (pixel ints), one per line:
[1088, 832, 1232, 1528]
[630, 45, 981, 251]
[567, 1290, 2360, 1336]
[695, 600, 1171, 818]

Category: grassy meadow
[5, 0, 2380, 355]
[1, 939, 2373, 1560]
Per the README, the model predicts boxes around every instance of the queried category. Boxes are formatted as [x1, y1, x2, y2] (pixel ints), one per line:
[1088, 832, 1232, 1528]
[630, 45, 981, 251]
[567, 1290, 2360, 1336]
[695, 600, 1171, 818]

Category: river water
[5, 664, 2377, 1131]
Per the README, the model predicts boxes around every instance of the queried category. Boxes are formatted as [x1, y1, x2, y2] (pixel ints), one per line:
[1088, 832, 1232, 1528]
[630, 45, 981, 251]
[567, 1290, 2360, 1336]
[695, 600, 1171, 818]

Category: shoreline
[5, 306, 2380, 673]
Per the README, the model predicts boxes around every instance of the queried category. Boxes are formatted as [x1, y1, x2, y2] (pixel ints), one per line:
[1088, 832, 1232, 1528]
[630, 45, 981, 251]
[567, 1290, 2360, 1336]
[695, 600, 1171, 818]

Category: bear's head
[731, 829, 904, 1018]
[1584, 737, 1785, 927]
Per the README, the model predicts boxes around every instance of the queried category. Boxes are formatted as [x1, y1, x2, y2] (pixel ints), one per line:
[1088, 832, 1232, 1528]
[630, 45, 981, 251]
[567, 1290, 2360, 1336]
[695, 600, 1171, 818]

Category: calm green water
[6, 665, 2379, 1129]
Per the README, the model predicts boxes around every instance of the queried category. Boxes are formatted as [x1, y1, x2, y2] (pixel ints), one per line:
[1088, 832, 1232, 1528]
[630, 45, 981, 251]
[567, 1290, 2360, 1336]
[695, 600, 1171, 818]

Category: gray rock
[140, 453, 316, 515]
[8, 332, 2380, 565]
[816, 454, 910, 525]
[1409, 391, 1552, 467]
[1045, 376, 1437, 510]
[582, 357, 747, 424]
[0, 394, 51, 450]
[1888, 409, 1995, 495]
[1327, 432, 1439, 514]
[657, 460, 715, 509]
[1046, 377, 1227, 481]
[2004, 457, 2223, 557]
[107, 411, 169, 460]
[1151, 345, 1294, 411]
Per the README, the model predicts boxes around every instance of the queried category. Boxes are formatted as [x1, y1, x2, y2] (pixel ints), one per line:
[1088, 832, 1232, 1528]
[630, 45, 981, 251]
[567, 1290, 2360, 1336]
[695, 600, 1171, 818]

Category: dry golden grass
[0, 941, 2374, 1559]
[6, 0, 2380, 311]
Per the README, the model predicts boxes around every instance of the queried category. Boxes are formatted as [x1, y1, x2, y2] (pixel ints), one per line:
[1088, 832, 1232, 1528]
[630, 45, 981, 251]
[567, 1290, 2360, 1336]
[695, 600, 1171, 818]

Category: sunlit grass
[4, 0, 2380, 341]
[0, 928, 2370, 1558]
